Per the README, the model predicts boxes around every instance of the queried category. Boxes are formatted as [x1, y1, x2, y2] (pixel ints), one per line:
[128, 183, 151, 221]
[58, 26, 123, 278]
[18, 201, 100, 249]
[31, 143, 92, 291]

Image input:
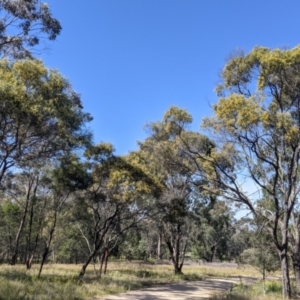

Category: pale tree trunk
[278, 221, 292, 299]
[157, 232, 162, 260]
[279, 249, 291, 299]
[292, 246, 300, 296]
[290, 212, 300, 295]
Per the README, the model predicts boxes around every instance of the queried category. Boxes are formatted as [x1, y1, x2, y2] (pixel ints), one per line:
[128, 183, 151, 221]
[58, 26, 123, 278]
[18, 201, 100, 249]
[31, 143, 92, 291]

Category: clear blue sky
[39, 0, 300, 155]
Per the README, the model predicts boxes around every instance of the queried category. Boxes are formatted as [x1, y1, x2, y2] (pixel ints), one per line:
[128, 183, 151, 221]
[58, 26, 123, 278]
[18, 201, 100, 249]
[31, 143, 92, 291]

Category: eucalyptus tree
[0, 59, 92, 185]
[37, 153, 91, 277]
[0, 0, 61, 58]
[76, 143, 160, 278]
[197, 46, 300, 298]
[134, 107, 215, 274]
[0, 59, 91, 265]
[3, 169, 40, 265]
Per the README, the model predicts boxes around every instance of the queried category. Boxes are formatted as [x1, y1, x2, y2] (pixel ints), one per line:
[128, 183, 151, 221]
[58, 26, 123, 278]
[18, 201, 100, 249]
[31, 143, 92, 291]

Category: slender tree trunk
[99, 250, 105, 278]
[79, 250, 98, 278]
[293, 253, 300, 296]
[26, 187, 36, 269]
[278, 224, 291, 300]
[104, 248, 109, 274]
[157, 232, 162, 260]
[79, 229, 109, 278]
[11, 205, 28, 265]
[210, 244, 217, 262]
[11, 182, 33, 265]
[26, 192, 46, 269]
[262, 261, 266, 295]
[279, 250, 291, 299]
[38, 212, 57, 278]
[290, 225, 300, 295]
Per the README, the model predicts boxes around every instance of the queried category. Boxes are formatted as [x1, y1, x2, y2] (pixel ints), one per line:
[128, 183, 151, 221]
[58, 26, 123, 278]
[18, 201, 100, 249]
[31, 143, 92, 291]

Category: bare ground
[99, 276, 257, 300]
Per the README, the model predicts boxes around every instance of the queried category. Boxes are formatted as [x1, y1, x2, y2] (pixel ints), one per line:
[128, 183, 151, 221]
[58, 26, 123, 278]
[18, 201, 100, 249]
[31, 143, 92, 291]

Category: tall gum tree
[200, 46, 300, 299]
[135, 107, 215, 274]
[0, 59, 92, 265]
[0, 59, 92, 186]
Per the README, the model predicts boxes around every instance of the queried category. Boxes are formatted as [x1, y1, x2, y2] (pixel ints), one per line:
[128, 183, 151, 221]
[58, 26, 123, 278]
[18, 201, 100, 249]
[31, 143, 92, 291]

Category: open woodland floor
[0, 261, 286, 300]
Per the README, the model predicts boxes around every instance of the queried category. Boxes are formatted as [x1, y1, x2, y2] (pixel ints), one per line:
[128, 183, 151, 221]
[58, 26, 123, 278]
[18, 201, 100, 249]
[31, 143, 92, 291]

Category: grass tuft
[210, 280, 285, 300]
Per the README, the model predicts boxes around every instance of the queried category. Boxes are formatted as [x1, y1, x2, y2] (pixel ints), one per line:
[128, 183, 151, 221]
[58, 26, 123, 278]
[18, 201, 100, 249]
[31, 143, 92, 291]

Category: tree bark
[11, 178, 34, 265]
[277, 227, 292, 300]
[291, 239, 300, 295]
[157, 232, 162, 260]
[38, 211, 57, 278]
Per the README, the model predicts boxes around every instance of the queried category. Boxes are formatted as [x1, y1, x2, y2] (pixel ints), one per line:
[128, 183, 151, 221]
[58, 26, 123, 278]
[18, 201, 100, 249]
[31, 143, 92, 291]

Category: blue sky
[39, 0, 300, 155]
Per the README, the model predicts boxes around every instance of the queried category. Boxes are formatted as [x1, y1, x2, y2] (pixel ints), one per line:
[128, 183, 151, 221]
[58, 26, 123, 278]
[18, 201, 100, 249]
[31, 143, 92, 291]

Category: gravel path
[99, 277, 250, 300]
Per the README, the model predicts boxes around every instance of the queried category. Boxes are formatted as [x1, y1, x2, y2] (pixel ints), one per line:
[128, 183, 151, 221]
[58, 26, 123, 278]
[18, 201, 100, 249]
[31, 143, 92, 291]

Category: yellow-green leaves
[164, 106, 192, 124]
[0, 58, 92, 177]
[163, 106, 192, 136]
[219, 45, 300, 93]
[212, 94, 262, 130]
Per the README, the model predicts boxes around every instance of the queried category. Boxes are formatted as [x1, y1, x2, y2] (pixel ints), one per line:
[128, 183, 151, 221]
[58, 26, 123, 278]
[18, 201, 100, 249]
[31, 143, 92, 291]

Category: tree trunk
[104, 248, 109, 274]
[157, 232, 162, 260]
[165, 232, 183, 274]
[26, 191, 45, 269]
[79, 251, 96, 278]
[210, 244, 217, 262]
[99, 251, 105, 278]
[38, 212, 57, 278]
[290, 223, 300, 296]
[278, 246, 291, 299]
[291, 244, 300, 295]
[11, 185, 32, 265]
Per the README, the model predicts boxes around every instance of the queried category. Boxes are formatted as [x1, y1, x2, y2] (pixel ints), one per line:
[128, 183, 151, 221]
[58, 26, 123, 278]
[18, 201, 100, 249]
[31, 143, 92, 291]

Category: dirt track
[100, 277, 255, 300]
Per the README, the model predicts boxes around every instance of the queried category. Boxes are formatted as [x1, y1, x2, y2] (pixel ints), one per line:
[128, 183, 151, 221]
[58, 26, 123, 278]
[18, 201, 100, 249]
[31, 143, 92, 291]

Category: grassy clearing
[0, 261, 260, 300]
[210, 280, 286, 300]
[0, 262, 202, 299]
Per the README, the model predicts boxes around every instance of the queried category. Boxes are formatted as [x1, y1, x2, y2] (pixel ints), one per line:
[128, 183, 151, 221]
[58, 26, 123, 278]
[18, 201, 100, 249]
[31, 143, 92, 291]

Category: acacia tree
[0, 0, 61, 58]
[196, 46, 300, 299]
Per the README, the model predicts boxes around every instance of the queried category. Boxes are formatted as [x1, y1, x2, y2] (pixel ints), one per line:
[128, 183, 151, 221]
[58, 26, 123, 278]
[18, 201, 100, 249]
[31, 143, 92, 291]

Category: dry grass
[0, 261, 263, 299]
[210, 279, 292, 300]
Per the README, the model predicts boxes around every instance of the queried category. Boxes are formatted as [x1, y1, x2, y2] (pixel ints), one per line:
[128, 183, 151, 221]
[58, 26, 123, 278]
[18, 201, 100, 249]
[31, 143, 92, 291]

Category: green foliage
[203, 45, 300, 298]
[0, 0, 62, 58]
[191, 199, 234, 262]
[0, 59, 92, 181]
